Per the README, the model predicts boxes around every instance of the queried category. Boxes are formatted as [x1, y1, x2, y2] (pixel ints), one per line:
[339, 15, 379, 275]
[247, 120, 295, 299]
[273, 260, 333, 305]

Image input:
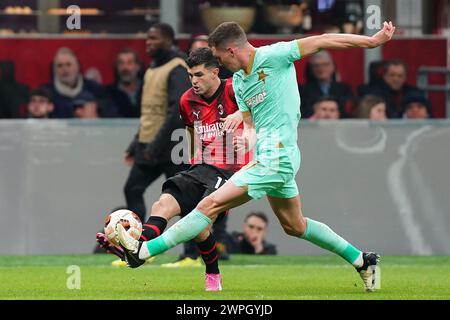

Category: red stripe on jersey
[179, 79, 250, 172]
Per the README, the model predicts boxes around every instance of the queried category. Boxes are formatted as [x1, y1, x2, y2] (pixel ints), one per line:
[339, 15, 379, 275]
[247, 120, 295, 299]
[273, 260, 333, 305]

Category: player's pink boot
[205, 273, 222, 292]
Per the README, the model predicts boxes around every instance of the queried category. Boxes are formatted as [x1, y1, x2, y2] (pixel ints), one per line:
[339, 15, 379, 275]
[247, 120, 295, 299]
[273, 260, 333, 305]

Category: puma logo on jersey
[192, 110, 201, 119]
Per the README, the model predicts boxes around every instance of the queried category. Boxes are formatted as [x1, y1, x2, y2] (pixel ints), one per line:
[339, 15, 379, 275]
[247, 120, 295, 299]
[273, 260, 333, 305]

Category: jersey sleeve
[263, 40, 301, 67]
[232, 75, 249, 113]
[179, 94, 193, 127]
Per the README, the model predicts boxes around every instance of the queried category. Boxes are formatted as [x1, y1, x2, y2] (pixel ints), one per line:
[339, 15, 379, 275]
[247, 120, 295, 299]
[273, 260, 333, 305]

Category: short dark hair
[30, 87, 53, 103]
[186, 47, 220, 69]
[384, 59, 408, 74]
[245, 211, 269, 225]
[402, 92, 433, 117]
[188, 34, 209, 52]
[116, 48, 143, 67]
[313, 96, 340, 108]
[151, 22, 175, 43]
[208, 22, 247, 49]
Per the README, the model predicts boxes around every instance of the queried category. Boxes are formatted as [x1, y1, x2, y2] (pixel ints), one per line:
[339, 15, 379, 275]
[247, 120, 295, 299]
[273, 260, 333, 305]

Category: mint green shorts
[230, 147, 301, 200]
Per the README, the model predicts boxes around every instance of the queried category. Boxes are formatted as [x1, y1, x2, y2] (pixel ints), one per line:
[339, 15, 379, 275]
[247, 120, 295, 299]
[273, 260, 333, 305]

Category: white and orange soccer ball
[104, 209, 142, 246]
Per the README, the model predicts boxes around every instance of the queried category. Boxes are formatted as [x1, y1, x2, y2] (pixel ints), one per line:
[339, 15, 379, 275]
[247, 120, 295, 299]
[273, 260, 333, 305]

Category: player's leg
[103, 163, 163, 261]
[158, 169, 225, 275]
[192, 226, 223, 291]
[117, 179, 251, 259]
[211, 213, 230, 260]
[122, 167, 226, 289]
[140, 193, 180, 240]
[141, 170, 200, 244]
[144, 193, 201, 264]
[267, 193, 379, 291]
[267, 194, 363, 264]
[117, 192, 180, 268]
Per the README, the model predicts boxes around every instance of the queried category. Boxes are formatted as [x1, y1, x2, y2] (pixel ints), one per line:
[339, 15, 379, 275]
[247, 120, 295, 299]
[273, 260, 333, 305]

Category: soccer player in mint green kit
[117, 21, 396, 292]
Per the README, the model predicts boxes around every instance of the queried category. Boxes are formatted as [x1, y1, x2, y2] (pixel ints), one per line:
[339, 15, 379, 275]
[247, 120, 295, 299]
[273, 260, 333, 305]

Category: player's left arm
[297, 21, 396, 58]
[233, 111, 256, 153]
[220, 78, 243, 133]
[220, 111, 243, 134]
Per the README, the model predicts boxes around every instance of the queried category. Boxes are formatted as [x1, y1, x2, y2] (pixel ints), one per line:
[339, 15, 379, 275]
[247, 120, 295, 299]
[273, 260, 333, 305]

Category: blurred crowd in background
[0, 40, 433, 121]
[0, 0, 443, 121]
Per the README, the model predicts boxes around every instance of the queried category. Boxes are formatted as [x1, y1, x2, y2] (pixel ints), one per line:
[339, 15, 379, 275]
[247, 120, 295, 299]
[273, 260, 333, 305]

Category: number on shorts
[215, 177, 227, 189]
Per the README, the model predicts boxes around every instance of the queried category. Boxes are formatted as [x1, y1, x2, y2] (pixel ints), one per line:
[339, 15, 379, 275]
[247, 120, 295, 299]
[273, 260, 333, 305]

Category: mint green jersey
[232, 40, 302, 159]
[230, 40, 302, 199]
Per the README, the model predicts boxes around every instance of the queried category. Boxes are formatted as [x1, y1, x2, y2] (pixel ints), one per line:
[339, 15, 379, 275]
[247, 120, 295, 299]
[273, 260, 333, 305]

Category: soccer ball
[104, 209, 142, 246]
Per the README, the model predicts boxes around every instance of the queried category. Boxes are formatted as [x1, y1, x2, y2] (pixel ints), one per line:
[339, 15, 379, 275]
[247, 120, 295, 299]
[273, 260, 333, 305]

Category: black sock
[196, 233, 220, 274]
[140, 216, 167, 241]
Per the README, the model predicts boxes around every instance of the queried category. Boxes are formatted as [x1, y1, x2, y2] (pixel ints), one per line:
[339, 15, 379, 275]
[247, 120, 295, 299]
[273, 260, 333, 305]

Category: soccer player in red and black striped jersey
[97, 47, 249, 291]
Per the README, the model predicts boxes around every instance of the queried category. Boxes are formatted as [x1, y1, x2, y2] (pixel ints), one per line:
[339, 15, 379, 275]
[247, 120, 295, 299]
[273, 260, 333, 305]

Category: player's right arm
[179, 92, 196, 163]
[186, 126, 195, 160]
[297, 21, 395, 58]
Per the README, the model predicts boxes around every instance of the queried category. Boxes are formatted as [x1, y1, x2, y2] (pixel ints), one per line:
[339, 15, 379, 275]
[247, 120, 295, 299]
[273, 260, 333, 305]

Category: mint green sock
[145, 209, 211, 257]
[301, 218, 362, 266]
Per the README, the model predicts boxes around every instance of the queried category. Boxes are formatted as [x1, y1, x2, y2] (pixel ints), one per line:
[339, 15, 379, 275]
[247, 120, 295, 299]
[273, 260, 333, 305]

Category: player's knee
[282, 225, 299, 237]
[282, 218, 307, 237]
[151, 200, 171, 219]
[196, 195, 220, 219]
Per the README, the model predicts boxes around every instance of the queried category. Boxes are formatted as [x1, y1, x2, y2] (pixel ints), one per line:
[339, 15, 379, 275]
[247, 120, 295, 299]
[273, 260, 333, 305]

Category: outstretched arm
[298, 21, 396, 58]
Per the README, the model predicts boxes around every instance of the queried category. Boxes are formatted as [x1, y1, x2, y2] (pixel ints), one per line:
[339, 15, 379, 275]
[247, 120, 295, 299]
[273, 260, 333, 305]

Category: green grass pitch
[1, 254, 449, 300]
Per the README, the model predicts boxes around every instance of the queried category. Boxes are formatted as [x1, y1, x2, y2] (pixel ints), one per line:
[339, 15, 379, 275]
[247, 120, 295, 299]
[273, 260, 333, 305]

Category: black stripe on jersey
[200, 79, 226, 104]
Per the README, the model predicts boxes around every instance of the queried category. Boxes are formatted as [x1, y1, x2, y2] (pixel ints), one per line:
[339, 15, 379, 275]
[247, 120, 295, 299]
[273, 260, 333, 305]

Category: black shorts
[161, 164, 234, 221]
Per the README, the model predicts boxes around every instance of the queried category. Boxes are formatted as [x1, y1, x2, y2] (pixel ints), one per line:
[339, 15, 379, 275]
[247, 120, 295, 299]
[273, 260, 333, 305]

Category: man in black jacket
[105, 48, 143, 118]
[299, 50, 353, 118]
[226, 212, 277, 255]
[123, 23, 190, 223]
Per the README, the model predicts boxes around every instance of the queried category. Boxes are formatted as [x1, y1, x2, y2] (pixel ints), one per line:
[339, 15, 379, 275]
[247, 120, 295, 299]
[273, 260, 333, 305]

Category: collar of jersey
[243, 48, 257, 77]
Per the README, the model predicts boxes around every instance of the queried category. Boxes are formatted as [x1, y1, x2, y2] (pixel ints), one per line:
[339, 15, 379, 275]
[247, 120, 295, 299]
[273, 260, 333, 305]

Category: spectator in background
[226, 212, 277, 255]
[72, 92, 99, 119]
[354, 95, 387, 121]
[0, 60, 29, 118]
[27, 87, 54, 119]
[46, 47, 115, 118]
[299, 50, 353, 118]
[402, 93, 433, 120]
[105, 48, 143, 118]
[309, 96, 341, 120]
[188, 34, 209, 52]
[123, 23, 190, 223]
[358, 59, 421, 118]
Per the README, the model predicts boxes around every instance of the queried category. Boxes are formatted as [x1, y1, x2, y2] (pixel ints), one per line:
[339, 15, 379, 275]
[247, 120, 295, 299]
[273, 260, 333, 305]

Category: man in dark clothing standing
[0, 61, 29, 118]
[124, 23, 190, 223]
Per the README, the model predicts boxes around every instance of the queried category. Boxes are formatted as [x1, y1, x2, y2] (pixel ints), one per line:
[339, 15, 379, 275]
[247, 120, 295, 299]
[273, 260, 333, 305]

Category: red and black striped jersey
[179, 78, 249, 172]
